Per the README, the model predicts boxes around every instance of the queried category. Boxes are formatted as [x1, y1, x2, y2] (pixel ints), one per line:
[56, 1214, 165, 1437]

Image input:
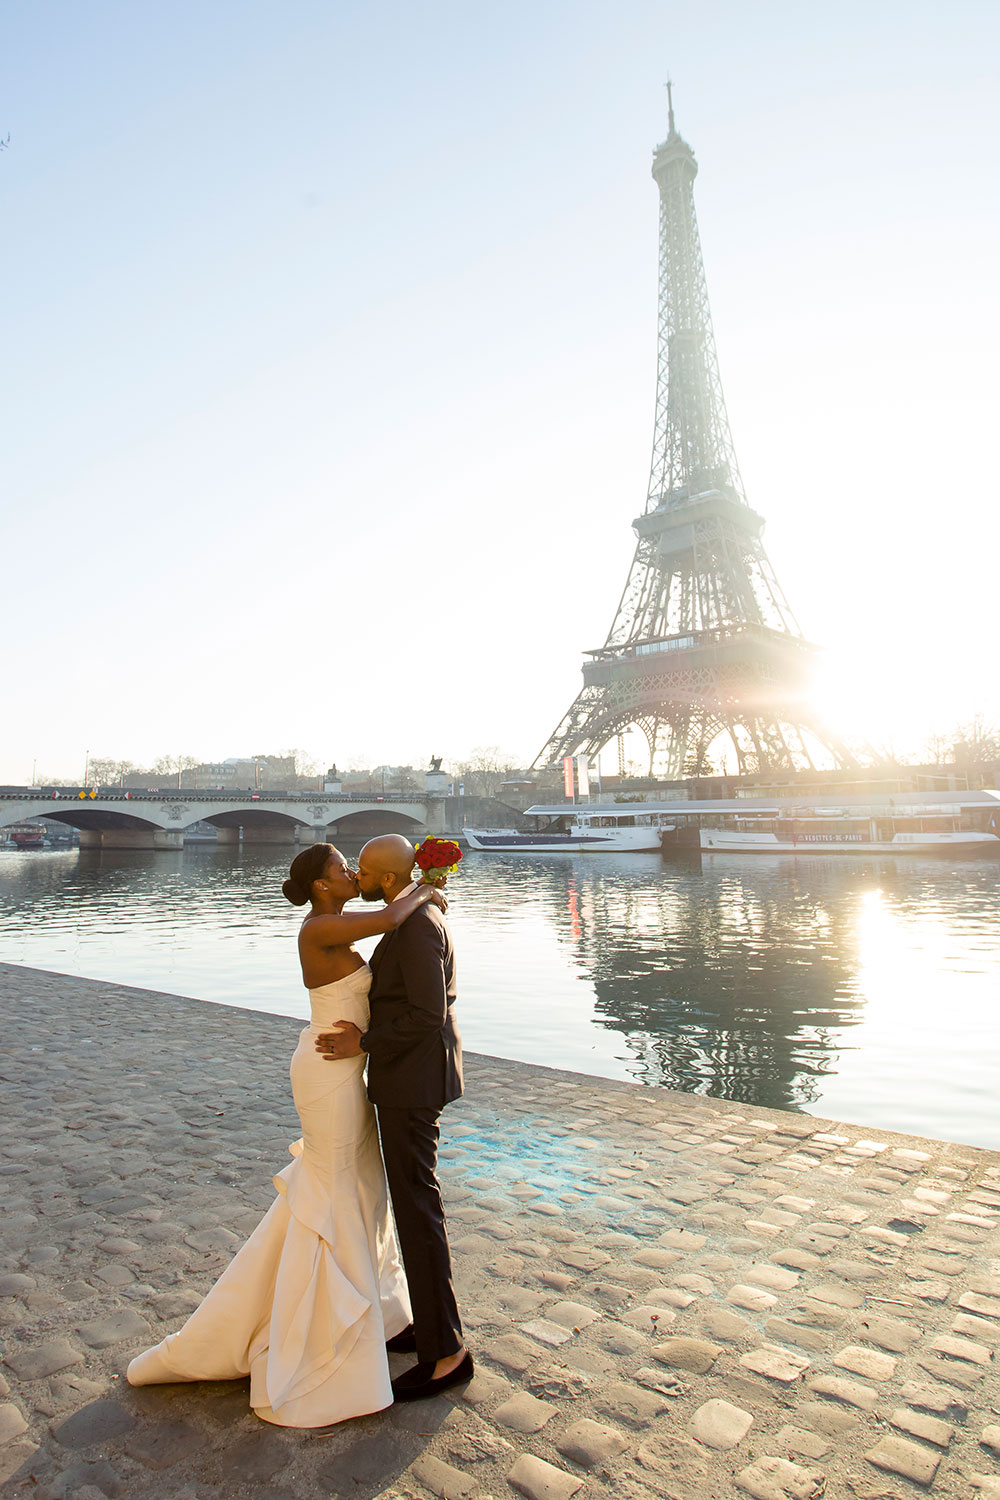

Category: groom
[315, 833, 472, 1401]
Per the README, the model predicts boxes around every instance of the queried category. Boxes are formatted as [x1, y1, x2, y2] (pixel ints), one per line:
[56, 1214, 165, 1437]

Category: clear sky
[3, 0, 997, 783]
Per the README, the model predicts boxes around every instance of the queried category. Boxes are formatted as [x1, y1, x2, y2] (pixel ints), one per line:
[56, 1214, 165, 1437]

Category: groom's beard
[358, 889, 383, 903]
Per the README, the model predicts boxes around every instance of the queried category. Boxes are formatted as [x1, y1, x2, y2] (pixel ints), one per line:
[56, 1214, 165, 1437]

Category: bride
[127, 842, 445, 1426]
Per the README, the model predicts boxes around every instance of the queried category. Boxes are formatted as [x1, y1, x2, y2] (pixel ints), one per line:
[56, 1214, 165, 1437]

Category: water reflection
[568, 860, 862, 1108]
[1, 844, 998, 1146]
[478, 853, 861, 1110]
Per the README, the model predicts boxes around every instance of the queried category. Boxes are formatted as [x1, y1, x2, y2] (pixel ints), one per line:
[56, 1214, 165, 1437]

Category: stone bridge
[0, 789, 446, 851]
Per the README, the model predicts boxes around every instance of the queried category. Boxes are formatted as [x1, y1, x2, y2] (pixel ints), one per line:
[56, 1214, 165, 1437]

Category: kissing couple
[128, 833, 473, 1426]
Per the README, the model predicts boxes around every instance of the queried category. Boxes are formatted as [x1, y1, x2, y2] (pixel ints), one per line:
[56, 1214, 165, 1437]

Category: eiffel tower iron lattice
[533, 91, 852, 779]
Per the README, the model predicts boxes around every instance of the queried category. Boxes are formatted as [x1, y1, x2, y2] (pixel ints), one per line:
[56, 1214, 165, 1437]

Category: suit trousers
[376, 1105, 463, 1364]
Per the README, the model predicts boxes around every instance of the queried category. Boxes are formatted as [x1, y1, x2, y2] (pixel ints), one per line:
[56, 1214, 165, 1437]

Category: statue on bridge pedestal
[425, 758, 448, 804]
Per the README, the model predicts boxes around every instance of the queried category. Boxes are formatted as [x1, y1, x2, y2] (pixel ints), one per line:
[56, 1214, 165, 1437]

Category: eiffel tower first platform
[533, 92, 852, 780]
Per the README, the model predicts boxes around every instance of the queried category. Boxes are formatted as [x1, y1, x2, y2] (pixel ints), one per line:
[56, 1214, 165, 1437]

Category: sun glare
[808, 650, 934, 759]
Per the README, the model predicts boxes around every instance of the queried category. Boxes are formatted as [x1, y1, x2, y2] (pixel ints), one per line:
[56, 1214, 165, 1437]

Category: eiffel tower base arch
[550, 704, 837, 779]
[533, 653, 853, 780]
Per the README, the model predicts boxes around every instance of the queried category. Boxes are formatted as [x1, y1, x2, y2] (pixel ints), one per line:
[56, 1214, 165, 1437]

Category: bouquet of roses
[414, 836, 463, 888]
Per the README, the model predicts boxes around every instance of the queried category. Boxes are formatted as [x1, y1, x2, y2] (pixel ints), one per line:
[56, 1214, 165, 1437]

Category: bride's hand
[429, 887, 449, 913]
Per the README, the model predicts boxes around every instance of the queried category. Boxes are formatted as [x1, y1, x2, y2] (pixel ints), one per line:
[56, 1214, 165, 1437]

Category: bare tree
[952, 714, 1000, 767]
[152, 753, 200, 788]
[924, 731, 952, 766]
[87, 756, 139, 787]
[85, 757, 117, 786]
[278, 748, 322, 789]
[454, 747, 521, 800]
[871, 740, 905, 767]
[395, 766, 421, 795]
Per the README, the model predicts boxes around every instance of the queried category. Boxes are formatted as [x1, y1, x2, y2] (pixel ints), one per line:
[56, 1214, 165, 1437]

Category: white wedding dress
[127, 965, 411, 1426]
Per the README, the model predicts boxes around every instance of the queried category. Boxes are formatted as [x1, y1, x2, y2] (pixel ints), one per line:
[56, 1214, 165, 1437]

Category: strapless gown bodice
[306, 964, 371, 1031]
[126, 960, 410, 1427]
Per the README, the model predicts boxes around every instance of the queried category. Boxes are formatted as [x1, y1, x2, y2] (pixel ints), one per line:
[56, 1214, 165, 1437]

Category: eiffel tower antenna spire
[532, 103, 853, 780]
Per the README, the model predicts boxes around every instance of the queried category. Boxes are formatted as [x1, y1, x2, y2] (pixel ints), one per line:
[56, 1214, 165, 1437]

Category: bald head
[359, 834, 415, 879]
[355, 834, 416, 903]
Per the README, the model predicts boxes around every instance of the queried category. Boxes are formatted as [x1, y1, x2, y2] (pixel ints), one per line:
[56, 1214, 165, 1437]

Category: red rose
[415, 839, 460, 873]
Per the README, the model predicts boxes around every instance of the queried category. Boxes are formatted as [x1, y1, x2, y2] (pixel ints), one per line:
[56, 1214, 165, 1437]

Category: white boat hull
[464, 827, 668, 853]
[699, 830, 1000, 855]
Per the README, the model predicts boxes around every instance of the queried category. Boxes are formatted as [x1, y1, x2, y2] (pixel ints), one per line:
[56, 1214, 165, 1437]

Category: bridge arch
[201, 809, 306, 828]
[323, 809, 426, 840]
[1, 804, 188, 851]
[201, 808, 309, 846]
[0, 801, 157, 833]
[35, 808, 163, 833]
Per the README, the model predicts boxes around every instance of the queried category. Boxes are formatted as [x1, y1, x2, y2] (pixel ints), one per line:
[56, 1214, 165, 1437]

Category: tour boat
[464, 806, 677, 853]
[659, 791, 1000, 857]
[10, 825, 47, 850]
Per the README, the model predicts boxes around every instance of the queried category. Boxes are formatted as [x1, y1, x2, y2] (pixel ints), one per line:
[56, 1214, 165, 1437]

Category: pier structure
[535, 91, 852, 779]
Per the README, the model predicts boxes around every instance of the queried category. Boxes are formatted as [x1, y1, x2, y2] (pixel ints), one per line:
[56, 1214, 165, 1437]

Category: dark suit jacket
[361, 902, 463, 1110]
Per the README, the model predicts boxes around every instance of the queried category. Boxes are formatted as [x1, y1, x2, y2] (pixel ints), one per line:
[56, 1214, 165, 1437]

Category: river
[0, 843, 997, 1148]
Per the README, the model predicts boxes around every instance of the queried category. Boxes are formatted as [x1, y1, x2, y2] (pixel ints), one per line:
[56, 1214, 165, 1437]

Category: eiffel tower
[534, 90, 851, 779]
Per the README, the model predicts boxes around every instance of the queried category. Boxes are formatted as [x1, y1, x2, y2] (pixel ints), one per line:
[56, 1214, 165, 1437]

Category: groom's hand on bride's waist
[315, 1021, 364, 1060]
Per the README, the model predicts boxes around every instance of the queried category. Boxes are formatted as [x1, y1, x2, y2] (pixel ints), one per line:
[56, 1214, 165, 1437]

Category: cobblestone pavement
[2, 963, 1000, 1500]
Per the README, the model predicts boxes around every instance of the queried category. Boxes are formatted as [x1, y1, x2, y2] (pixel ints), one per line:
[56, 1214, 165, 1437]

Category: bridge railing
[0, 788, 427, 804]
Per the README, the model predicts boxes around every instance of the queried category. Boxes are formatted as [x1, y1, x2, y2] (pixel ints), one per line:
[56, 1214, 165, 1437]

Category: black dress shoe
[391, 1350, 474, 1403]
[385, 1323, 417, 1353]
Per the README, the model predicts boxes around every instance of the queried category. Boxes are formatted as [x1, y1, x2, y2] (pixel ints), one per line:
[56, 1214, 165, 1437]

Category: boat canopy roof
[526, 789, 1000, 817]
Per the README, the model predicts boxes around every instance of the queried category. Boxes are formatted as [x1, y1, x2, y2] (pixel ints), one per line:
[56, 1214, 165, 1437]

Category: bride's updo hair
[282, 843, 336, 907]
